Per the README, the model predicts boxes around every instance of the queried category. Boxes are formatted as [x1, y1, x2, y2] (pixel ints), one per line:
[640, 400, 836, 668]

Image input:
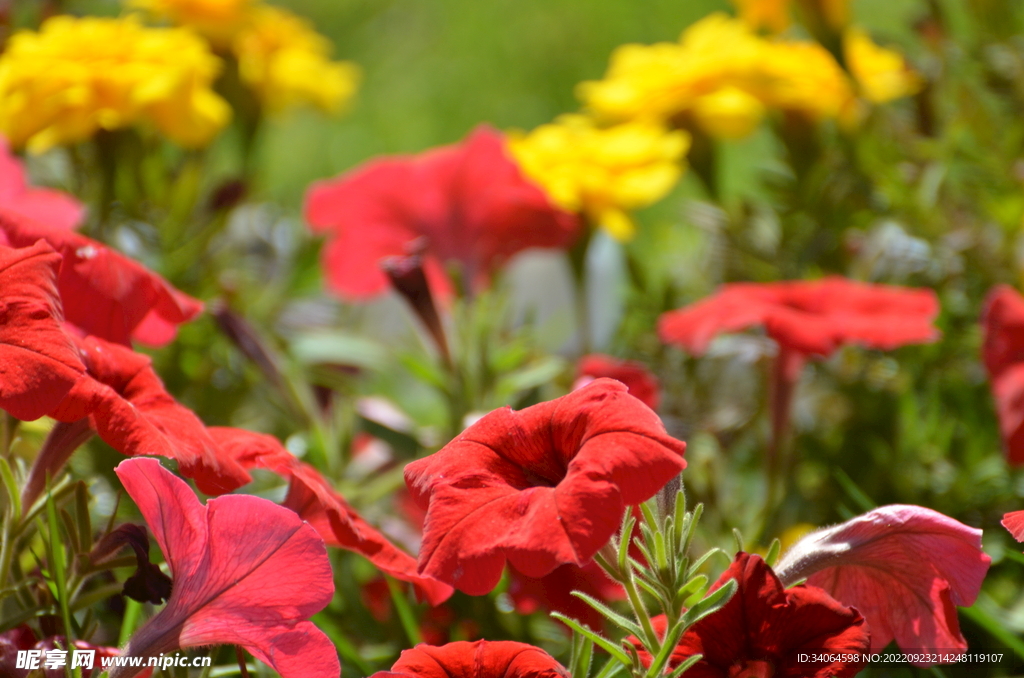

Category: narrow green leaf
[676, 574, 707, 600]
[645, 618, 687, 678]
[60, 508, 80, 554]
[386, 575, 424, 646]
[74, 482, 91, 550]
[570, 591, 644, 638]
[688, 548, 728, 579]
[666, 652, 703, 678]
[639, 502, 658, 539]
[45, 491, 74, 641]
[961, 599, 1024, 660]
[681, 579, 737, 627]
[119, 599, 143, 646]
[618, 511, 635, 574]
[682, 504, 703, 555]
[0, 457, 20, 524]
[731, 528, 744, 554]
[833, 468, 876, 514]
[764, 538, 782, 568]
[550, 613, 632, 666]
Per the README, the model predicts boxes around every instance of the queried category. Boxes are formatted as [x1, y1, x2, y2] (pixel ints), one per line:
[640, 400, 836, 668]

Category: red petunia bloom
[1004, 510, 1024, 541]
[370, 641, 569, 678]
[0, 138, 84, 231]
[0, 241, 85, 421]
[112, 458, 339, 678]
[0, 209, 202, 346]
[574, 354, 660, 410]
[304, 126, 581, 300]
[630, 553, 869, 678]
[659, 277, 939, 450]
[775, 505, 991, 663]
[207, 427, 453, 605]
[981, 285, 1024, 465]
[405, 378, 686, 595]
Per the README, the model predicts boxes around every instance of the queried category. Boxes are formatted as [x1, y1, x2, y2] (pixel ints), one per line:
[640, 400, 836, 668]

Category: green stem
[621, 568, 660, 656]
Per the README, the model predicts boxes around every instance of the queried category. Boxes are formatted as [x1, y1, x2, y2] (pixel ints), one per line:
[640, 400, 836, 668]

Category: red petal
[0, 209, 202, 346]
[371, 641, 569, 678]
[406, 379, 685, 595]
[575, 354, 660, 410]
[508, 561, 624, 630]
[0, 241, 85, 420]
[1002, 510, 1024, 541]
[0, 138, 84, 231]
[982, 285, 1024, 465]
[52, 336, 251, 494]
[114, 458, 338, 678]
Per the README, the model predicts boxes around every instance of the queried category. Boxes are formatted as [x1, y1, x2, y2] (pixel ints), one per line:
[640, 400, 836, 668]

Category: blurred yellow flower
[796, 0, 850, 30]
[508, 115, 690, 241]
[844, 28, 923, 104]
[0, 15, 230, 152]
[732, 0, 791, 33]
[129, 0, 252, 44]
[233, 6, 360, 114]
[578, 13, 856, 139]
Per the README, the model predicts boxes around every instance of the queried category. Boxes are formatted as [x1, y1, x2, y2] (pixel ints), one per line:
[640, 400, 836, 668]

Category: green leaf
[764, 538, 782, 568]
[833, 468, 876, 514]
[681, 579, 737, 628]
[731, 528, 744, 554]
[666, 652, 703, 678]
[290, 331, 388, 371]
[550, 613, 632, 666]
[74, 482, 91, 553]
[497, 356, 566, 395]
[645, 617, 687, 678]
[45, 491, 75, 641]
[0, 457, 20, 525]
[386, 575, 423, 646]
[570, 591, 644, 638]
[119, 599, 144, 646]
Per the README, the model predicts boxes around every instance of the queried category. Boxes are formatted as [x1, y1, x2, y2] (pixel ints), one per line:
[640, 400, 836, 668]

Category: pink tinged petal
[0, 241, 85, 420]
[1003, 510, 1024, 541]
[0, 138, 84, 231]
[113, 459, 338, 678]
[774, 505, 991, 663]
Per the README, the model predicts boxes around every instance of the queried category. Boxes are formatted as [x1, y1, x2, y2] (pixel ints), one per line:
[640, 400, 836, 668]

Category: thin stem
[621, 568, 660, 656]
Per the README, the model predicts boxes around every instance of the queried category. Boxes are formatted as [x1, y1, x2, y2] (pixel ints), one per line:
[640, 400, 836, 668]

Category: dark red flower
[0, 209, 202, 346]
[304, 126, 581, 300]
[575, 354, 660, 410]
[508, 561, 624, 630]
[370, 641, 569, 678]
[207, 427, 454, 605]
[405, 378, 686, 595]
[982, 285, 1024, 465]
[0, 241, 85, 421]
[23, 335, 251, 506]
[0, 138, 84, 231]
[629, 553, 869, 678]
[112, 458, 338, 678]
[775, 505, 989, 662]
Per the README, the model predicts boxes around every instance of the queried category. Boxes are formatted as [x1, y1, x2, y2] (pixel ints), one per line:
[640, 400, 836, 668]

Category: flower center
[728, 660, 774, 678]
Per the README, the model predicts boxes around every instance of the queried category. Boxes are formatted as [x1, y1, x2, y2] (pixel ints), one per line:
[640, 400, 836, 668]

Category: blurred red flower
[629, 553, 869, 678]
[0, 138, 84, 231]
[370, 641, 569, 678]
[208, 427, 454, 605]
[775, 505, 990, 663]
[981, 285, 1024, 465]
[405, 378, 686, 595]
[507, 561, 624, 630]
[0, 209, 202, 346]
[112, 458, 339, 678]
[304, 125, 580, 300]
[0, 241, 85, 421]
[1003, 510, 1024, 541]
[575, 354, 660, 410]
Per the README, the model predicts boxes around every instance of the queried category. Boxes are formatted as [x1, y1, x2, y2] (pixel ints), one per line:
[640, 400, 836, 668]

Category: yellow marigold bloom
[844, 28, 923, 103]
[129, 0, 252, 45]
[507, 115, 690, 241]
[0, 15, 229, 152]
[578, 13, 856, 139]
[732, 0, 791, 33]
[233, 6, 360, 114]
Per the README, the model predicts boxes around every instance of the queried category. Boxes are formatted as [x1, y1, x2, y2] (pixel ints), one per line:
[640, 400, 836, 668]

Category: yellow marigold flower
[508, 115, 690, 241]
[732, 0, 792, 33]
[0, 15, 229, 152]
[844, 28, 923, 104]
[233, 6, 360, 114]
[129, 0, 252, 45]
[578, 13, 856, 139]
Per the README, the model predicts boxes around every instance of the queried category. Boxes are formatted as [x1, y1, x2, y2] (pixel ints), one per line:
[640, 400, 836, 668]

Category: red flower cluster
[629, 554, 869, 678]
[405, 379, 686, 595]
[304, 126, 580, 300]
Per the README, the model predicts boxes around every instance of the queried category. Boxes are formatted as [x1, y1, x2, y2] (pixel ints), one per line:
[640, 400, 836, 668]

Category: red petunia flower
[0, 138, 84, 231]
[304, 126, 581, 300]
[981, 285, 1024, 465]
[207, 427, 454, 605]
[575, 354, 660, 410]
[24, 335, 251, 507]
[1004, 510, 1024, 541]
[775, 505, 990, 663]
[405, 378, 686, 595]
[370, 641, 569, 678]
[507, 561, 624, 630]
[0, 241, 85, 421]
[659, 277, 939, 452]
[0, 209, 202, 346]
[112, 458, 339, 678]
[630, 553, 869, 678]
